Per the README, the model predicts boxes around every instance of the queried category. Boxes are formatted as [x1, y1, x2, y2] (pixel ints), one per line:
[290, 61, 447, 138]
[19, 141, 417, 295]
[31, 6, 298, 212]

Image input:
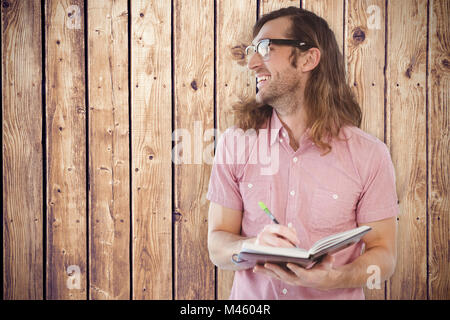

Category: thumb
[326, 254, 335, 262]
[320, 254, 335, 268]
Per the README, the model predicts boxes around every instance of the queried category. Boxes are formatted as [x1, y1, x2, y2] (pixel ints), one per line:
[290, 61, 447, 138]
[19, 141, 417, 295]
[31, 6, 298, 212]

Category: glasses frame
[245, 38, 314, 60]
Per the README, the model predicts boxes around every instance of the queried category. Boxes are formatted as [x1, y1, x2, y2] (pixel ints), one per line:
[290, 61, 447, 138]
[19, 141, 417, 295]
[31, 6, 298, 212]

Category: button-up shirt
[207, 110, 399, 300]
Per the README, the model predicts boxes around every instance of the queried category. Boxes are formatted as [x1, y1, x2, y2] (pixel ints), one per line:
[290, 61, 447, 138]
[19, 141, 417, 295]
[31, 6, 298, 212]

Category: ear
[299, 47, 321, 72]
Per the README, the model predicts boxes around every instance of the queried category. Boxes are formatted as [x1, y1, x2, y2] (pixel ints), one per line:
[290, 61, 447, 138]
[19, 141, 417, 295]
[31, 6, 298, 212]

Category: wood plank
[215, 0, 257, 300]
[303, 0, 344, 58]
[346, 0, 385, 140]
[428, 0, 449, 300]
[87, 0, 130, 300]
[173, 0, 215, 300]
[386, 0, 427, 300]
[2, 0, 43, 300]
[131, 0, 172, 299]
[346, 0, 386, 300]
[46, 0, 87, 300]
[260, 0, 300, 15]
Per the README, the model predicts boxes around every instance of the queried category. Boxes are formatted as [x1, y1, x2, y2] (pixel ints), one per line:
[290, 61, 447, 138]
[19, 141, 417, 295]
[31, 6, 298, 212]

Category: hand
[253, 254, 341, 291]
[255, 224, 300, 248]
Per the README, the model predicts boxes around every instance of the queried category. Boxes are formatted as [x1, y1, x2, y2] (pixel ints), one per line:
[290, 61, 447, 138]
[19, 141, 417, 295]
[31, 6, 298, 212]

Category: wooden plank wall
[2, 0, 43, 299]
[2, 0, 448, 300]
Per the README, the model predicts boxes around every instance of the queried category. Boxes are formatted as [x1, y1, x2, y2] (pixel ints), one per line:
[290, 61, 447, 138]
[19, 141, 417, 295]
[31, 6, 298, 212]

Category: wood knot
[352, 27, 365, 43]
[442, 58, 449, 69]
[190, 80, 198, 91]
[76, 106, 85, 114]
[2, 1, 10, 8]
[173, 211, 182, 222]
[405, 64, 413, 78]
[230, 44, 247, 66]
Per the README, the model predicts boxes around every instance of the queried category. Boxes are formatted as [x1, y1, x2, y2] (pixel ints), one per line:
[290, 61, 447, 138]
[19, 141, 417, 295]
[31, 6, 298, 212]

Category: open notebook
[233, 226, 371, 269]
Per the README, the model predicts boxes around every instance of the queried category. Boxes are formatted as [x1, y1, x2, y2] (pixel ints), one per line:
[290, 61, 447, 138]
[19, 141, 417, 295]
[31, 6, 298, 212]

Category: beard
[255, 69, 301, 110]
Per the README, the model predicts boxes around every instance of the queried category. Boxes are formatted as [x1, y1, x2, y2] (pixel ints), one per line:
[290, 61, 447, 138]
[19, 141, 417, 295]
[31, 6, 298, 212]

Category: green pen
[258, 201, 280, 224]
[258, 201, 299, 248]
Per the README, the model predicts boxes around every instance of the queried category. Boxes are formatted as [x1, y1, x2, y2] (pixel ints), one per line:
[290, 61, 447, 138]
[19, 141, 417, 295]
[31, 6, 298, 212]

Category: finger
[253, 265, 281, 280]
[286, 263, 308, 278]
[263, 224, 300, 247]
[316, 254, 335, 269]
[264, 263, 297, 284]
[258, 233, 297, 248]
[264, 224, 298, 240]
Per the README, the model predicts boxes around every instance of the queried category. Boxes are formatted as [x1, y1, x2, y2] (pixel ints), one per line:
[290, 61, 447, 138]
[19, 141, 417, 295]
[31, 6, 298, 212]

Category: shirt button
[248, 183, 253, 189]
[333, 194, 338, 199]
[282, 288, 288, 295]
[290, 190, 295, 196]
[293, 157, 298, 163]
[282, 132, 287, 137]
[279, 139, 283, 143]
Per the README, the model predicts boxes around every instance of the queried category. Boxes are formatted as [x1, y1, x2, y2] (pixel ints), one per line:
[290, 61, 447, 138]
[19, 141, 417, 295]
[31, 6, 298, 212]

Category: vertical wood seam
[84, 0, 90, 301]
[425, 0, 430, 301]
[41, 0, 47, 300]
[127, 0, 133, 300]
[1, 0, 3, 302]
[213, 0, 218, 301]
[171, 0, 175, 301]
[342, 0, 349, 77]
[383, 0, 388, 299]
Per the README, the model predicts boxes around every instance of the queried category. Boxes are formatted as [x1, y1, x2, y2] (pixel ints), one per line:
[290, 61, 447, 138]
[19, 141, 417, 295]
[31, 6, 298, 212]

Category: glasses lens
[257, 40, 270, 59]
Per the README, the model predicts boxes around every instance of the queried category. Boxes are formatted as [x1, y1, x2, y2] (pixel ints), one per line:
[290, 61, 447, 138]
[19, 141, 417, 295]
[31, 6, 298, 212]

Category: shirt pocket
[239, 180, 272, 237]
[308, 188, 357, 237]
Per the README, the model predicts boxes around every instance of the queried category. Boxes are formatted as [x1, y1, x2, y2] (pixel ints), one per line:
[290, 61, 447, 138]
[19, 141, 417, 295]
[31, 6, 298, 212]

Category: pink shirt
[207, 110, 399, 300]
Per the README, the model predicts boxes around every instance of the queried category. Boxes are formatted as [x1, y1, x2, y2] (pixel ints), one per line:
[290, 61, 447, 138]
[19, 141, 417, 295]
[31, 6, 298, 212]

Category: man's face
[248, 16, 303, 106]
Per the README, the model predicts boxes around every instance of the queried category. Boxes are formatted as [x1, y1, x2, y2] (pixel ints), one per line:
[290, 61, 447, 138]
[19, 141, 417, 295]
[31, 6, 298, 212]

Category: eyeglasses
[245, 38, 313, 60]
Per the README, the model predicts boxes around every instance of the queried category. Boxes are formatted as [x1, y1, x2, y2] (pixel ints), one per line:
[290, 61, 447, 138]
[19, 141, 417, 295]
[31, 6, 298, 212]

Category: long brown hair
[233, 7, 362, 155]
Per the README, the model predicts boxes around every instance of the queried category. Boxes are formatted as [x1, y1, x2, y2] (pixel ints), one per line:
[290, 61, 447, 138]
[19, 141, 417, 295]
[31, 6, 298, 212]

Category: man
[207, 7, 399, 299]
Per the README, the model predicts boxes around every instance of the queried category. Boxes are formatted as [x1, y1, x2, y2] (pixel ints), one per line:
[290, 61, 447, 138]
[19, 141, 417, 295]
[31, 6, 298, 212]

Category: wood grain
[346, 0, 386, 300]
[1, 0, 448, 301]
[2, 0, 43, 300]
[215, 0, 257, 300]
[87, 0, 130, 300]
[303, 0, 344, 59]
[131, 0, 172, 299]
[428, 0, 449, 300]
[346, 0, 385, 140]
[386, 0, 427, 300]
[260, 0, 300, 15]
[173, 0, 215, 299]
[46, 0, 87, 300]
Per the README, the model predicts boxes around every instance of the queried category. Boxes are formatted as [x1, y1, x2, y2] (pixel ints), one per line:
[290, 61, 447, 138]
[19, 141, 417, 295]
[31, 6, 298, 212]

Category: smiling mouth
[257, 75, 271, 84]
[257, 75, 271, 89]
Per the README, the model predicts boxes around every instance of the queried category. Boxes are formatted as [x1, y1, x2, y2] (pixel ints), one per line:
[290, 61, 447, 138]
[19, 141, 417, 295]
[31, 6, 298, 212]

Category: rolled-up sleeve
[206, 129, 243, 211]
[356, 142, 400, 224]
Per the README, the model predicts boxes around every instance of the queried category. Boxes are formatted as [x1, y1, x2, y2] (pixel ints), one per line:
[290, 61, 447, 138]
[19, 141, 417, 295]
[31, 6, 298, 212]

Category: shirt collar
[269, 109, 284, 146]
[268, 109, 312, 146]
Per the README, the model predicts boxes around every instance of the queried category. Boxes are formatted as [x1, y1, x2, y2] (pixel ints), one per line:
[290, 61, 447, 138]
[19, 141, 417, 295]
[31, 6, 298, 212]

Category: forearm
[333, 245, 396, 289]
[208, 230, 255, 271]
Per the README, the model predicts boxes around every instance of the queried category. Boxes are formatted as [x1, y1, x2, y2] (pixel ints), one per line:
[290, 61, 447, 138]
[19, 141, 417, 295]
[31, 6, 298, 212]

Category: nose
[247, 52, 263, 71]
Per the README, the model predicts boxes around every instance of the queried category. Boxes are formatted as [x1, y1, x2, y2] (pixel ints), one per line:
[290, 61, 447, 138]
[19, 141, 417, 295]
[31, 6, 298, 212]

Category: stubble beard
[256, 70, 301, 116]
